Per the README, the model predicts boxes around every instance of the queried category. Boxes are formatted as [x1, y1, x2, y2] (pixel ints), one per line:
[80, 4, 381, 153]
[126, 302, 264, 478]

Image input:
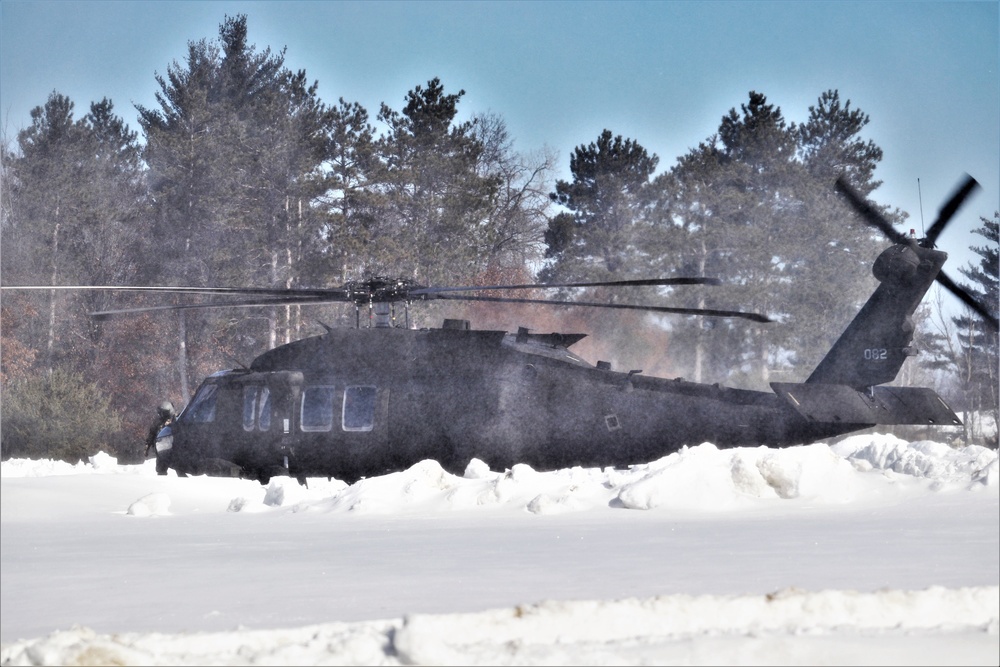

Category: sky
[1, 1, 997, 298]
[1, 434, 998, 663]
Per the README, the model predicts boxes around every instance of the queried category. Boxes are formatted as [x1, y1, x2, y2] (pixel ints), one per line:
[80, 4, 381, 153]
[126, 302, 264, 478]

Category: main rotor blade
[923, 174, 980, 248]
[89, 295, 340, 319]
[834, 175, 907, 244]
[411, 276, 722, 297]
[8, 278, 755, 322]
[435, 294, 772, 323]
[935, 270, 999, 331]
[0, 284, 351, 299]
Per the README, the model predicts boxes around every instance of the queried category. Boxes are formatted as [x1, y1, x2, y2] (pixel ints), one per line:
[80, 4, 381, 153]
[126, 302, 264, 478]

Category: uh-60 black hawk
[15, 175, 998, 484]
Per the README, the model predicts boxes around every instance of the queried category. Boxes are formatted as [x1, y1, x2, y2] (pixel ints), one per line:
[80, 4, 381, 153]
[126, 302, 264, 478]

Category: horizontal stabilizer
[771, 382, 961, 426]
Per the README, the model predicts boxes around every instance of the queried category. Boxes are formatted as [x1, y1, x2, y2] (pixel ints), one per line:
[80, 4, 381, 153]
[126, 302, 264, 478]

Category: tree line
[2, 15, 996, 461]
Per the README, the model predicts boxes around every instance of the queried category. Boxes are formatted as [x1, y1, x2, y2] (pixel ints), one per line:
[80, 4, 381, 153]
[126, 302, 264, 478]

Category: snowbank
[230, 437, 1000, 516]
[832, 434, 999, 487]
[0, 450, 132, 478]
[2, 586, 996, 666]
[5, 436, 993, 517]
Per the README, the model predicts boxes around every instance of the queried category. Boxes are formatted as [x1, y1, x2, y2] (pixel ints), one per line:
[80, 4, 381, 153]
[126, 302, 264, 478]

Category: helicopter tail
[804, 242, 945, 390]
[768, 241, 961, 428]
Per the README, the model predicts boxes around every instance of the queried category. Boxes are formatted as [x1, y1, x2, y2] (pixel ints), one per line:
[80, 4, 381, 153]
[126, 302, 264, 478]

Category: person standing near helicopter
[145, 401, 175, 457]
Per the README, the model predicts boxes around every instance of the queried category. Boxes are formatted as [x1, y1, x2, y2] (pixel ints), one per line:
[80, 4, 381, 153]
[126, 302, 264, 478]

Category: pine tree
[3, 93, 149, 368]
[951, 212, 999, 446]
[652, 139, 744, 382]
[137, 15, 331, 391]
[361, 78, 500, 290]
[312, 98, 379, 294]
[655, 91, 893, 387]
[538, 130, 662, 372]
[789, 90, 891, 371]
[1, 93, 153, 461]
[543, 129, 659, 282]
[657, 92, 801, 387]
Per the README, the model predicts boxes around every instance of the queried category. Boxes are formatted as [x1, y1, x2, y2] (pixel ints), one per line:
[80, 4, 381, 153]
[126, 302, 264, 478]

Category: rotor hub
[342, 277, 424, 306]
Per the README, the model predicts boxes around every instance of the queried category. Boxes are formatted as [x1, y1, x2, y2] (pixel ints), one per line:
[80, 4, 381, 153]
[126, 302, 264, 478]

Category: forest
[1, 15, 997, 462]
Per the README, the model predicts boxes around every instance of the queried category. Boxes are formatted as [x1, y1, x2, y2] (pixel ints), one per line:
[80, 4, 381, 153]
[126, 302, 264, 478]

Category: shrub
[1, 369, 122, 462]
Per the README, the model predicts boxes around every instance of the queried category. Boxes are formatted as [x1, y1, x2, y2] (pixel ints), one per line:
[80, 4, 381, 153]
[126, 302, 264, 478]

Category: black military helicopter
[9, 175, 997, 483]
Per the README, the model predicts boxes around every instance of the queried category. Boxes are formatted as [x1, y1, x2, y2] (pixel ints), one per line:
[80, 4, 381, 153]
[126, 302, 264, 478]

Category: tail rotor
[835, 173, 997, 330]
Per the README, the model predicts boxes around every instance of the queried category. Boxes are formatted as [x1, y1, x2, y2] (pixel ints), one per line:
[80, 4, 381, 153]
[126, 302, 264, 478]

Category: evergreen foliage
[368, 78, 499, 286]
[1, 369, 122, 462]
[136, 15, 333, 385]
[560, 91, 891, 387]
[2, 92, 159, 461]
[788, 91, 890, 371]
[544, 129, 659, 281]
[952, 212, 999, 445]
[539, 130, 663, 371]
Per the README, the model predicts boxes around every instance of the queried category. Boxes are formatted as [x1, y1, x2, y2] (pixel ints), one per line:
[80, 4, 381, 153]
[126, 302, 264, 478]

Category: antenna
[917, 177, 926, 237]
[223, 353, 250, 371]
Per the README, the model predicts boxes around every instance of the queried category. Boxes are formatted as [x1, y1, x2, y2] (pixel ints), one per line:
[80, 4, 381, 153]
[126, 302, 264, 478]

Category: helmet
[158, 400, 175, 416]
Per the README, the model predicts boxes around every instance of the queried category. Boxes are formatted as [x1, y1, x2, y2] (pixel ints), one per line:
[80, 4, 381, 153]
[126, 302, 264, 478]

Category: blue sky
[2, 0, 997, 289]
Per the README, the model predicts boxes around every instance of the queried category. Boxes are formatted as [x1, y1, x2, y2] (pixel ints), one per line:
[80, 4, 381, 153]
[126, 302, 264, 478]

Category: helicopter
[6, 175, 997, 484]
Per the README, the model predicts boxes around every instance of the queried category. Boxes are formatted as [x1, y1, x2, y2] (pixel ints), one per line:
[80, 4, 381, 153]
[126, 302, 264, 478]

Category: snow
[1, 434, 997, 665]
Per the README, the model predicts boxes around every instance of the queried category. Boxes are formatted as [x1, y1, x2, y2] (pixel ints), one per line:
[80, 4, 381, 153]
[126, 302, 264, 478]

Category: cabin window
[301, 386, 336, 432]
[243, 387, 257, 431]
[184, 384, 218, 423]
[243, 386, 272, 431]
[343, 386, 377, 432]
[258, 387, 271, 431]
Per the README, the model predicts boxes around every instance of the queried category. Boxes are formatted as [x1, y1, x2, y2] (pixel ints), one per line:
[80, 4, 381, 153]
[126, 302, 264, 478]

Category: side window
[258, 387, 271, 431]
[183, 384, 218, 423]
[242, 387, 258, 431]
[301, 386, 335, 432]
[343, 386, 377, 432]
[242, 386, 272, 431]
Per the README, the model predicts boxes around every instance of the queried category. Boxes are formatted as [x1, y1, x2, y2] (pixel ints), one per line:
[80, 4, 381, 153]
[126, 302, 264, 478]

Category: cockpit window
[301, 386, 335, 432]
[343, 386, 377, 431]
[183, 384, 218, 423]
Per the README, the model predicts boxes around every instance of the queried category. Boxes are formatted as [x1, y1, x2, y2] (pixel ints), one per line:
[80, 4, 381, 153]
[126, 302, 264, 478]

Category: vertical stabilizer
[805, 243, 946, 389]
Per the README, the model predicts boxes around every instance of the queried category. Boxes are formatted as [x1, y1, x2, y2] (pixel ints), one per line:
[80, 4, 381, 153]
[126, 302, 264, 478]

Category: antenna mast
[917, 177, 926, 236]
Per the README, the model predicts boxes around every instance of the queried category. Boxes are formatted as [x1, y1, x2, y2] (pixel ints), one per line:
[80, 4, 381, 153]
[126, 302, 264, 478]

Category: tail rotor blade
[923, 174, 980, 248]
[935, 270, 999, 331]
[835, 175, 907, 244]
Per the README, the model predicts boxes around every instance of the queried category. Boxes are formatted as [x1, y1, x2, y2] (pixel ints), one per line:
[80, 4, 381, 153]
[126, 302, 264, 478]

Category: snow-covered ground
[2, 434, 997, 665]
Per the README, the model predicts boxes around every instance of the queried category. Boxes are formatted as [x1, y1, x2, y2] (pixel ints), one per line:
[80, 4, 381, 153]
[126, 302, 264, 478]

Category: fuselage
[160, 322, 859, 482]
